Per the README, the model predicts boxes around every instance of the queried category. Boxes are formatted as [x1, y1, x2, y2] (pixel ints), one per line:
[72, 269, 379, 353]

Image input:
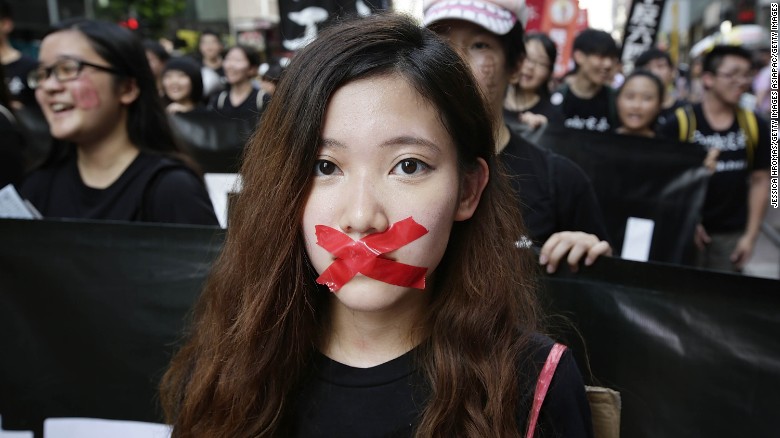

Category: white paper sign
[621, 217, 655, 262]
[43, 418, 171, 438]
[0, 185, 40, 219]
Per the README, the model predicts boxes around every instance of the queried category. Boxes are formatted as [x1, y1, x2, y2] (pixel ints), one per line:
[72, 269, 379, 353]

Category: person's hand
[730, 234, 755, 271]
[166, 102, 188, 114]
[693, 223, 711, 251]
[703, 148, 720, 173]
[519, 112, 548, 130]
[539, 231, 612, 274]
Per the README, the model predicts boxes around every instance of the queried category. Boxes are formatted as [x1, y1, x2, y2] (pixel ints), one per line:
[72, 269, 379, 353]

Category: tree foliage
[95, 0, 187, 37]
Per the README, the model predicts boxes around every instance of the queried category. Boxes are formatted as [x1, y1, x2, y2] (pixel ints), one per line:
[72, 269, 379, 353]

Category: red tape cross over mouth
[314, 217, 429, 292]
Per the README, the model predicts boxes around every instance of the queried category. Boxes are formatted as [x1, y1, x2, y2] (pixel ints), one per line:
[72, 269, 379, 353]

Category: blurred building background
[6, 0, 773, 63]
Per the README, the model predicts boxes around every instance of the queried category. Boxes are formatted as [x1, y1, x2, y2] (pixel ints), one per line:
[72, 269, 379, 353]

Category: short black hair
[702, 45, 752, 74]
[499, 22, 527, 69]
[162, 56, 204, 104]
[617, 69, 665, 103]
[634, 48, 672, 69]
[573, 28, 620, 59]
[226, 45, 261, 68]
[144, 39, 171, 63]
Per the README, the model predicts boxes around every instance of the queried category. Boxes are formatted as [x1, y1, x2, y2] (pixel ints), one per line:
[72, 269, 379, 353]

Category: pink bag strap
[526, 343, 568, 438]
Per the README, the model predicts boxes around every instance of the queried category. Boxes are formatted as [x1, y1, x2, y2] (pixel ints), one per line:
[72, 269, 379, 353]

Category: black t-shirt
[208, 87, 263, 123]
[656, 99, 688, 128]
[552, 85, 616, 132]
[504, 95, 566, 134]
[658, 104, 771, 233]
[499, 130, 610, 244]
[0, 105, 26, 187]
[19, 149, 219, 226]
[3, 54, 38, 108]
[292, 335, 593, 437]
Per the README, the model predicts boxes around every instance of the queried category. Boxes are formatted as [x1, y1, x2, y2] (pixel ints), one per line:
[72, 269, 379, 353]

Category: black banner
[620, 0, 667, 65]
[536, 127, 709, 264]
[168, 111, 253, 174]
[279, 0, 388, 51]
[0, 219, 224, 434]
[1, 219, 778, 437]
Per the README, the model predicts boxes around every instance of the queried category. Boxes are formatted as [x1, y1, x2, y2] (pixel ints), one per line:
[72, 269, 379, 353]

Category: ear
[118, 77, 140, 105]
[701, 71, 716, 90]
[573, 50, 585, 66]
[455, 157, 489, 221]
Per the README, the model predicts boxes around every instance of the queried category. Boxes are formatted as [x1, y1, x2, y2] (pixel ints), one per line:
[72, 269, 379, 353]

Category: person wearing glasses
[503, 33, 563, 133]
[424, 0, 611, 273]
[18, 19, 218, 225]
[659, 45, 770, 272]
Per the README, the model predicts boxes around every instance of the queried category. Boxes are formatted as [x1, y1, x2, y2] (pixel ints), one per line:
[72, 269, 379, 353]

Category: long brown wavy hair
[160, 13, 540, 437]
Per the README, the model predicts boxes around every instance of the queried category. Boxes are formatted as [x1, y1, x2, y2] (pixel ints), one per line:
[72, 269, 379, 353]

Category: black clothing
[292, 335, 593, 437]
[656, 99, 688, 128]
[553, 85, 616, 132]
[499, 130, 609, 244]
[0, 105, 26, 187]
[658, 104, 771, 233]
[208, 87, 263, 123]
[3, 54, 38, 108]
[504, 95, 566, 135]
[19, 150, 218, 226]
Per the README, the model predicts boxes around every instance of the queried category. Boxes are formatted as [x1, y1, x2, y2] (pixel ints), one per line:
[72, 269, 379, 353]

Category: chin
[330, 277, 425, 314]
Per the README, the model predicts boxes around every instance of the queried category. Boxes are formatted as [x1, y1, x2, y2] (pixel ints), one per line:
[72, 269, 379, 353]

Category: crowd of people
[0, 0, 775, 435]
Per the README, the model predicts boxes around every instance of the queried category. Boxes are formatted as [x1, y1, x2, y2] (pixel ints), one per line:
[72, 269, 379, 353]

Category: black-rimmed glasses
[27, 57, 123, 89]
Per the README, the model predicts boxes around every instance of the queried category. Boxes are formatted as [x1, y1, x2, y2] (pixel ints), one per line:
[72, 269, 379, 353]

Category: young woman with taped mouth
[18, 19, 217, 225]
[160, 13, 592, 437]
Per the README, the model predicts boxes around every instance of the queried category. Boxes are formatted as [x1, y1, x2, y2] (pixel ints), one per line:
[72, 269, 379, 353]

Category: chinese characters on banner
[525, 0, 546, 32]
[279, 0, 387, 51]
[621, 0, 667, 65]
[539, 0, 588, 78]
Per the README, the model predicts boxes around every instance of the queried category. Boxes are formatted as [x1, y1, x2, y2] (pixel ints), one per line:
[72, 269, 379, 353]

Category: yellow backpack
[675, 105, 759, 169]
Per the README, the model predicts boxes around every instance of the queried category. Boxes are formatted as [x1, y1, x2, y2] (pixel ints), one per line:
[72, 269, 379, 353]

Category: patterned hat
[423, 0, 527, 35]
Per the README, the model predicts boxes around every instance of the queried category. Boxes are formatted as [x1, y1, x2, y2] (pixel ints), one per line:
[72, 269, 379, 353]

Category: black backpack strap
[135, 160, 188, 221]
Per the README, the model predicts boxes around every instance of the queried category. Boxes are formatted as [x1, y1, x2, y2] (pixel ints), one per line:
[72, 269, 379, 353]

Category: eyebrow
[320, 136, 442, 153]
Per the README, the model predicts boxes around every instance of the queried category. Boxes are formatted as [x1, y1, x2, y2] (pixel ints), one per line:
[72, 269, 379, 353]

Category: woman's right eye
[314, 160, 341, 176]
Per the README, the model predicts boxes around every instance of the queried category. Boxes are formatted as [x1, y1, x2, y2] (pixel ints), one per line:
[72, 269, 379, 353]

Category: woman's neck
[323, 293, 429, 368]
[0, 43, 21, 64]
[701, 93, 737, 130]
[616, 126, 655, 137]
[569, 73, 601, 99]
[505, 86, 541, 112]
[230, 80, 253, 103]
[76, 120, 139, 189]
[495, 123, 511, 154]
[174, 98, 196, 111]
[203, 56, 221, 70]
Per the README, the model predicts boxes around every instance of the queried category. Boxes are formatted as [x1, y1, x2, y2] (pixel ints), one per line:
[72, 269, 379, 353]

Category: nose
[38, 71, 64, 92]
[338, 174, 389, 237]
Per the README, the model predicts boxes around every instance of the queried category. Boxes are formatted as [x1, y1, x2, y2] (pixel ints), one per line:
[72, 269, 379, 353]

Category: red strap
[526, 343, 567, 438]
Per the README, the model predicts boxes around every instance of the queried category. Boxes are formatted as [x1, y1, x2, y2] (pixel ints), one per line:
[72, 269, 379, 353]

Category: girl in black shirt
[161, 14, 591, 437]
[20, 19, 217, 225]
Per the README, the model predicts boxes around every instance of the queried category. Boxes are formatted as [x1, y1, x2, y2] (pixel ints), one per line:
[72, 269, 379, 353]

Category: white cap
[423, 0, 527, 36]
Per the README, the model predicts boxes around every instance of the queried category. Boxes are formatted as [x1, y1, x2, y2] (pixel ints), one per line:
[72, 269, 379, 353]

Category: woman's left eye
[392, 159, 430, 176]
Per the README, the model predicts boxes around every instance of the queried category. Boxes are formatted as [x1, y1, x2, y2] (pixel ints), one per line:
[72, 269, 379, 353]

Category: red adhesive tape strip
[314, 217, 429, 292]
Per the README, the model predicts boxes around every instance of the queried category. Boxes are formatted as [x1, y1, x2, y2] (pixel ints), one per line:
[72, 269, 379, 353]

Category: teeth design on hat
[424, 0, 518, 35]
